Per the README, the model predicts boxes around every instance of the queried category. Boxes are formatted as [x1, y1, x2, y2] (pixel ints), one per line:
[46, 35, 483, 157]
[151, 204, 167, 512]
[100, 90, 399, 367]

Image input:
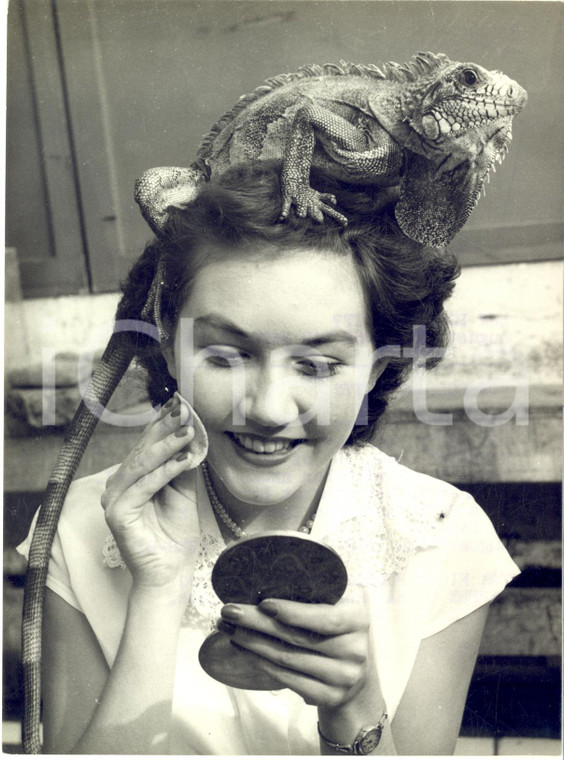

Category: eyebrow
[193, 313, 359, 346]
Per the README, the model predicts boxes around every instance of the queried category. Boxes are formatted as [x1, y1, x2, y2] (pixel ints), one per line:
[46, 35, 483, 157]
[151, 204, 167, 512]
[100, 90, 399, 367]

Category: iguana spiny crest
[135, 52, 526, 247]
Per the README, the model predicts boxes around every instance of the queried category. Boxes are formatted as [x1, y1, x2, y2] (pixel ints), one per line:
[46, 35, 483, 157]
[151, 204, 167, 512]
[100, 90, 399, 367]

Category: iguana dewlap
[137, 52, 527, 247]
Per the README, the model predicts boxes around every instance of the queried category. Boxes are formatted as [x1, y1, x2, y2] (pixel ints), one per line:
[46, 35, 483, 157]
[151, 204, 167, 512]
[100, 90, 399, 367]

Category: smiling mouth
[227, 432, 304, 454]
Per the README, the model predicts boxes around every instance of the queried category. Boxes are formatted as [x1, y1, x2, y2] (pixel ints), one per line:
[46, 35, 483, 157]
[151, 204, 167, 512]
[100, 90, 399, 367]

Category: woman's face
[167, 245, 383, 510]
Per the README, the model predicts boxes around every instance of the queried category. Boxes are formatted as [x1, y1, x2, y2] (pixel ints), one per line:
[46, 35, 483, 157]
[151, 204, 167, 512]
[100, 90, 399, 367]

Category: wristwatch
[317, 713, 387, 755]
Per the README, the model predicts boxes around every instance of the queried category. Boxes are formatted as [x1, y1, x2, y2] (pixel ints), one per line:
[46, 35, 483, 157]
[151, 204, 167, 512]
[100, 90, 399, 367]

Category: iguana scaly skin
[22, 52, 526, 753]
[135, 52, 527, 247]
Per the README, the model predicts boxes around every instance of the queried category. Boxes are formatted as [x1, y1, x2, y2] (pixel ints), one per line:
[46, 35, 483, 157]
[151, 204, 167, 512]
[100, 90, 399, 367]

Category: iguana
[21, 52, 526, 753]
[135, 52, 527, 247]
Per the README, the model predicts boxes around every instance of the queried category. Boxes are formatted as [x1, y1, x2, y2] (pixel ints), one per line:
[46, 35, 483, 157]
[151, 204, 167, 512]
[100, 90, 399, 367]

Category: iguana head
[410, 59, 527, 145]
[390, 54, 527, 246]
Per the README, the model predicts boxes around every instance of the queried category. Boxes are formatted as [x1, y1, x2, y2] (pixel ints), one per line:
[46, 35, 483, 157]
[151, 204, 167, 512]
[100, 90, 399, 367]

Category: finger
[141, 395, 193, 446]
[103, 423, 196, 500]
[229, 640, 353, 708]
[146, 394, 177, 429]
[124, 419, 195, 477]
[230, 627, 364, 688]
[117, 397, 184, 469]
[220, 602, 368, 659]
[258, 598, 369, 637]
[122, 396, 176, 445]
[220, 608, 329, 650]
[102, 447, 197, 518]
[123, 451, 197, 504]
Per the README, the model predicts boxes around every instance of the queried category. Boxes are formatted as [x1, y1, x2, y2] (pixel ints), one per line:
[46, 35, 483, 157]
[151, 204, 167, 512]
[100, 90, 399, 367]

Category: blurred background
[4, 0, 562, 754]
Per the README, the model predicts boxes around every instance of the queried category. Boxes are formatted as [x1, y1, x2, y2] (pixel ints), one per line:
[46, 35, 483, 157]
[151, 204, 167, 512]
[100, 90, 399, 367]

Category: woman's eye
[296, 358, 342, 378]
[205, 347, 248, 368]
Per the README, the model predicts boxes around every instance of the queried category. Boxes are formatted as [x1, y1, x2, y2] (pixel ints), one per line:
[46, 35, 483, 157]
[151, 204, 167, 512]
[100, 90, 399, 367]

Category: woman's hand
[101, 395, 202, 591]
[218, 591, 372, 708]
[45, 395, 209, 753]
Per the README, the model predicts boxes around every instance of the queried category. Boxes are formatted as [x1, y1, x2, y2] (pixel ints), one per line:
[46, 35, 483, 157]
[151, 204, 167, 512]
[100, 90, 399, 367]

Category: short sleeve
[17, 508, 84, 613]
[419, 491, 520, 638]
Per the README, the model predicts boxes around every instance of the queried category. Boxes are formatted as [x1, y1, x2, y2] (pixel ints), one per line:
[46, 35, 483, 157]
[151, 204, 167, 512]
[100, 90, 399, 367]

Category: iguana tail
[21, 249, 166, 752]
[21, 332, 135, 753]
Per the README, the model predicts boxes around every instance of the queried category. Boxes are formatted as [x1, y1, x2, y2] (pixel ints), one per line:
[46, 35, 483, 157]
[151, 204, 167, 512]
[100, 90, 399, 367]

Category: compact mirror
[198, 531, 348, 689]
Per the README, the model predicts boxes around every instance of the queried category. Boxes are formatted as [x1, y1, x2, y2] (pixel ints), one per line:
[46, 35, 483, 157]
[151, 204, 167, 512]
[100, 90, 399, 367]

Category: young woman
[20, 164, 519, 754]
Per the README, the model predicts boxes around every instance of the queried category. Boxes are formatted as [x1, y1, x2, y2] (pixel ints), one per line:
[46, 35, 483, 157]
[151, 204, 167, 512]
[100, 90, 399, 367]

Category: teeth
[233, 433, 294, 454]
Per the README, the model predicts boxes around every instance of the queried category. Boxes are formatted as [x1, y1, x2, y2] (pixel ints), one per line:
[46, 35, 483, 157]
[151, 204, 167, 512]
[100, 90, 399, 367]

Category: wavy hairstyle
[116, 163, 460, 445]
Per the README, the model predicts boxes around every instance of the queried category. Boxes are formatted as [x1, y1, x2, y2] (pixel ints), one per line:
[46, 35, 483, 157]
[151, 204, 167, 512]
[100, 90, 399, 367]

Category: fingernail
[175, 451, 189, 462]
[166, 396, 179, 410]
[221, 604, 243, 622]
[259, 600, 278, 618]
[174, 425, 191, 438]
[217, 619, 236, 636]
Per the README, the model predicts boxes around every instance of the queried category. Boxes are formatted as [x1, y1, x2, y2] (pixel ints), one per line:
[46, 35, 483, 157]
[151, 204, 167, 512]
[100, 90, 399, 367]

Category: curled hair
[117, 163, 460, 444]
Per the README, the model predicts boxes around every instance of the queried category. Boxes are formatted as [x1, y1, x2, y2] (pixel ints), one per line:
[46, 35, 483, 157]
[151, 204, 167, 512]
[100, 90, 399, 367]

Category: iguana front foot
[280, 187, 348, 225]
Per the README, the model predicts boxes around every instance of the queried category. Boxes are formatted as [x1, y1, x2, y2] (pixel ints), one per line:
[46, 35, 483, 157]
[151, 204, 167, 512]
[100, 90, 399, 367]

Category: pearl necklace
[200, 461, 316, 540]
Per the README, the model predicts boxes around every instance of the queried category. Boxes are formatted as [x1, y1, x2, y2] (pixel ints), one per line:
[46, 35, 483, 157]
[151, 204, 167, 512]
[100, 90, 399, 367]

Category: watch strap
[317, 712, 387, 755]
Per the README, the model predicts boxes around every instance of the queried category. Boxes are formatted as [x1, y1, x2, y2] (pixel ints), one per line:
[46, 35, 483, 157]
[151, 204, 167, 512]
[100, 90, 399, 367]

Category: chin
[223, 470, 296, 506]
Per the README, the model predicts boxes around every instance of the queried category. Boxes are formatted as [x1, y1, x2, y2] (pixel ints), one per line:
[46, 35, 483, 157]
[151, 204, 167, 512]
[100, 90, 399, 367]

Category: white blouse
[19, 444, 519, 755]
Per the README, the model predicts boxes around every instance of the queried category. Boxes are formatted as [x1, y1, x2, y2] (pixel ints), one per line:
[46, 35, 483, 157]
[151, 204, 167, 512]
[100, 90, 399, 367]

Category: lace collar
[102, 445, 448, 631]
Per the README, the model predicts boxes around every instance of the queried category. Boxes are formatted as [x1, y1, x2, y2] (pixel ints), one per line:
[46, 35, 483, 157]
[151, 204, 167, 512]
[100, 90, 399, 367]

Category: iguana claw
[280, 188, 348, 225]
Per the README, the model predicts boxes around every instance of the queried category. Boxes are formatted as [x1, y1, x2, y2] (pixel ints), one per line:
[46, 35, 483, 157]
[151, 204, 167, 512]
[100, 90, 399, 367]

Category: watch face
[358, 727, 382, 754]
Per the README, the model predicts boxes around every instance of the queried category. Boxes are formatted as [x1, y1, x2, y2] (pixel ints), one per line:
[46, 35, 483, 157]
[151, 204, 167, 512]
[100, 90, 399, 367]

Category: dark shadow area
[461, 656, 561, 739]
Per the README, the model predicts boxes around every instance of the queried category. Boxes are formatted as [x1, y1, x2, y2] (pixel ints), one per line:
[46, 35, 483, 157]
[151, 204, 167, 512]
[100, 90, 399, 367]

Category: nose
[238, 363, 301, 428]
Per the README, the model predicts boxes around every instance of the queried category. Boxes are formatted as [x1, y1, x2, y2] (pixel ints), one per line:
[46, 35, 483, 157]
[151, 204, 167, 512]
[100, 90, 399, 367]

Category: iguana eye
[461, 68, 479, 86]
